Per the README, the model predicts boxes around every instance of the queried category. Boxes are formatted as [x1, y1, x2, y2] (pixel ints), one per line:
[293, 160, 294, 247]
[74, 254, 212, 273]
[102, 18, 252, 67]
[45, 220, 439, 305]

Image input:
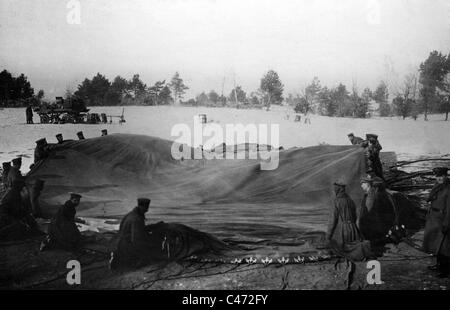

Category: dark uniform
[111, 198, 156, 269]
[423, 167, 450, 277]
[1, 162, 11, 190]
[6, 158, 23, 189]
[43, 194, 83, 251]
[327, 182, 361, 249]
[34, 138, 50, 164]
[26, 106, 33, 124]
[21, 179, 45, 218]
[359, 176, 398, 241]
[366, 134, 384, 180]
[0, 179, 35, 240]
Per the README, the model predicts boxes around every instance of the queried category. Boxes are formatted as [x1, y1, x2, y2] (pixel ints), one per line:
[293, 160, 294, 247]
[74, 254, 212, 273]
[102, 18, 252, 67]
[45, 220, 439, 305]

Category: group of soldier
[326, 133, 450, 278]
[1, 129, 449, 278]
[0, 129, 109, 244]
[1, 149, 153, 269]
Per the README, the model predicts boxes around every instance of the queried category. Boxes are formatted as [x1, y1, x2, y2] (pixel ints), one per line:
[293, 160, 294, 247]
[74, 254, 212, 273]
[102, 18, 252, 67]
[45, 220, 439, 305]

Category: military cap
[347, 133, 354, 137]
[11, 157, 22, 165]
[432, 167, 449, 176]
[69, 192, 82, 199]
[137, 198, 151, 207]
[36, 138, 48, 145]
[366, 134, 378, 140]
[33, 179, 45, 189]
[101, 129, 108, 134]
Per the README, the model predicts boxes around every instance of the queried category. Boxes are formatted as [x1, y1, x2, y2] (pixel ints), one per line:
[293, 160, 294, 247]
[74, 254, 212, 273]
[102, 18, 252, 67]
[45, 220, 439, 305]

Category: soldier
[34, 138, 50, 164]
[110, 198, 154, 269]
[0, 179, 36, 240]
[327, 179, 362, 250]
[1, 162, 11, 190]
[25, 105, 33, 124]
[55, 133, 64, 144]
[347, 133, 364, 145]
[77, 131, 85, 140]
[423, 167, 450, 278]
[6, 157, 23, 189]
[359, 175, 398, 241]
[21, 179, 45, 218]
[366, 134, 384, 180]
[101, 129, 108, 136]
[40, 193, 84, 251]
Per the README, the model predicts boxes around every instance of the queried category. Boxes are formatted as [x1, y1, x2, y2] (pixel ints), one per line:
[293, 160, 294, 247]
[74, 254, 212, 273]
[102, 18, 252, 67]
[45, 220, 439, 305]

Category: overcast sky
[1, 0, 449, 99]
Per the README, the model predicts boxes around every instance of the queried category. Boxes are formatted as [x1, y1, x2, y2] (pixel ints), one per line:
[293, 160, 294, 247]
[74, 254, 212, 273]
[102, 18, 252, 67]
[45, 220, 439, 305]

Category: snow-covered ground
[1, 105, 449, 171]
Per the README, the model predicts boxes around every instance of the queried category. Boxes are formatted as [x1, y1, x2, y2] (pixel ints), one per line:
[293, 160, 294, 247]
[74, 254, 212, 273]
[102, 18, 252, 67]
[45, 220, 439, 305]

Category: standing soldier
[55, 133, 64, 144]
[101, 129, 108, 136]
[6, 157, 23, 189]
[327, 179, 362, 249]
[347, 133, 364, 145]
[366, 134, 384, 180]
[423, 167, 450, 278]
[25, 105, 33, 124]
[77, 131, 85, 140]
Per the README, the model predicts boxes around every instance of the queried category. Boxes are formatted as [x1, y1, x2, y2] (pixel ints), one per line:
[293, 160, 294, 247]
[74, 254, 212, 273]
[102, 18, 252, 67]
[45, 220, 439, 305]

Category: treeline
[287, 50, 450, 120]
[71, 72, 179, 106]
[0, 70, 44, 107]
[1, 50, 449, 120]
[185, 70, 284, 109]
[286, 78, 391, 118]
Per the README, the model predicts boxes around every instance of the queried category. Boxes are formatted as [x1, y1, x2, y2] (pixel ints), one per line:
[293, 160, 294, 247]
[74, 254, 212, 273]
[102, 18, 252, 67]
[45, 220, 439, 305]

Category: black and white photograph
[0, 0, 450, 294]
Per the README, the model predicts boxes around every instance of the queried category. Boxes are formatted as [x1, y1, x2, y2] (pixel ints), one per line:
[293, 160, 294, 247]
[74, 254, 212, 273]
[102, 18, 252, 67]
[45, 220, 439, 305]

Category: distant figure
[423, 167, 450, 278]
[101, 129, 108, 136]
[110, 198, 154, 269]
[327, 180, 362, 249]
[41, 193, 84, 251]
[21, 179, 45, 218]
[25, 105, 33, 124]
[294, 115, 302, 122]
[304, 114, 311, 124]
[55, 133, 64, 144]
[347, 133, 364, 145]
[34, 138, 49, 164]
[6, 157, 23, 189]
[366, 134, 384, 180]
[2, 162, 11, 190]
[77, 131, 85, 140]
